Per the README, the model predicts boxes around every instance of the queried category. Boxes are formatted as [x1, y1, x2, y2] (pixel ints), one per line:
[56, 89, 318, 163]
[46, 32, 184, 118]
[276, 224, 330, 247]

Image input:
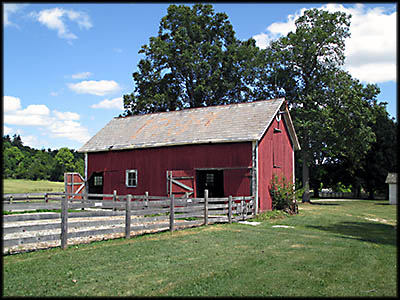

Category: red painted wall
[87, 117, 295, 212]
[258, 116, 294, 211]
[87, 142, 252, 197]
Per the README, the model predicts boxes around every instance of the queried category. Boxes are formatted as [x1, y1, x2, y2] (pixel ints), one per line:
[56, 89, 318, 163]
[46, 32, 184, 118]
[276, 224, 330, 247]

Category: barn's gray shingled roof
[79, 98, 300, 153]
[385, 173, 397, 184]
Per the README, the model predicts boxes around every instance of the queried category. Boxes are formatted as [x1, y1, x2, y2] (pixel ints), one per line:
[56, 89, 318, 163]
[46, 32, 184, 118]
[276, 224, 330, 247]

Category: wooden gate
[64, 172, 85, 200]
[166, 170, 195, 198]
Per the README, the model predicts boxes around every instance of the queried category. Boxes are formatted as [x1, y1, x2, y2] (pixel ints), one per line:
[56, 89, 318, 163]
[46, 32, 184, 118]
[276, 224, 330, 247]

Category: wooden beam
[204, 189, 208, 226]
[170, 194, 175, 231]
[228, 195, 232, 224]
[61, 195, 68, 249]
[125, 195, 132, 239]
[171, 178, 194, 192]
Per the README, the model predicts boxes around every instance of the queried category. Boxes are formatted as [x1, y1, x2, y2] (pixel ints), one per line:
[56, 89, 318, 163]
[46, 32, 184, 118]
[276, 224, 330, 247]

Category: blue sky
[3, 3, 397, 150]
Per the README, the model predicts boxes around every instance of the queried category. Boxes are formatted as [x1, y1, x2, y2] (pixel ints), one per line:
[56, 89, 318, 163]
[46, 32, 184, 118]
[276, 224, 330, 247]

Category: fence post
[10, 195, 13, 204]
[145, 191, 149, 207]
[228, 195, 232, 224]
[113, 190, 117, 212]
[81, 185, 85, 211]
[64, 173, 68, 200]
[170, 194, 175, 231]
[241, 198, 245, 220]
[61, 193, 68, 250]
[84, 187, 88, 201]
[125, 195, 132, 239]
[45, 193, 48, 203]
[204, 189, 208, 226]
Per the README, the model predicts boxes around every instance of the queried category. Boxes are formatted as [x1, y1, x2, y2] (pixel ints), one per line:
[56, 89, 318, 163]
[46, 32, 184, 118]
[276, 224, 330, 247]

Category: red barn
[79, 98, 300, 213]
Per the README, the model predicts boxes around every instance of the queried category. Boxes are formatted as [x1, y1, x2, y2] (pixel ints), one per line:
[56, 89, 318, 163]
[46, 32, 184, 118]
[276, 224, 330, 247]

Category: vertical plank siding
[87, 142, 253, 198]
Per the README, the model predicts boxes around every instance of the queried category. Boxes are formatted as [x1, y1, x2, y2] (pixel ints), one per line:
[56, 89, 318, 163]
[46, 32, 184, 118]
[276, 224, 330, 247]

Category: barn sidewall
[86, 142, 253, 198]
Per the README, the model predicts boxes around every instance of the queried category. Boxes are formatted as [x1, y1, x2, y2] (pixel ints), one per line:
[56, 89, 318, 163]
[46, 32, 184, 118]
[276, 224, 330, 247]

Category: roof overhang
[79, 138, 257, 153]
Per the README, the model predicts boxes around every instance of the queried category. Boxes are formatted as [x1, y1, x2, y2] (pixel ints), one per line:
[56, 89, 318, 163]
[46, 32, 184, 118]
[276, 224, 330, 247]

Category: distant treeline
[3, 135, 84, 182]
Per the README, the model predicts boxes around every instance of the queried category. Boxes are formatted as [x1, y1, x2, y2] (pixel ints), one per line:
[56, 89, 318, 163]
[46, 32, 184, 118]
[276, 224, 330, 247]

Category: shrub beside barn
[79, 98, 300, 213]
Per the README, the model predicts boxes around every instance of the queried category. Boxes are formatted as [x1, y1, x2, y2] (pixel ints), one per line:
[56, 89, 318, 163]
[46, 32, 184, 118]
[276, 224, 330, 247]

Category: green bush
[269, 174, 298, 214]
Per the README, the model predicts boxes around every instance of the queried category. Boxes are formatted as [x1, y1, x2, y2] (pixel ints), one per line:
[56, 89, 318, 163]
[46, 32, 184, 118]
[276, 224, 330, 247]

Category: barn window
[126, 170, 138, 187]
[94, 176, 103, 186]
[206, 173, 215, 187]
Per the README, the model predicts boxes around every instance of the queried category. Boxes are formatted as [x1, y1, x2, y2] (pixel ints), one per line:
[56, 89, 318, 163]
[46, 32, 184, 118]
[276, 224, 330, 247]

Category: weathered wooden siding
[258, 115, 294, 211]
[87, 142, 252, 197]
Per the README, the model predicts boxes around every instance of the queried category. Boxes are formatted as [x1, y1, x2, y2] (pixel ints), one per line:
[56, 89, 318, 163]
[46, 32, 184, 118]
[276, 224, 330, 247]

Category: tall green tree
[265, 8, 377, 202]
[3, 146, 24, 178]
[54, 147, 75, 180]
[123, 4, 268, 115]
[357, 103, 397, 198]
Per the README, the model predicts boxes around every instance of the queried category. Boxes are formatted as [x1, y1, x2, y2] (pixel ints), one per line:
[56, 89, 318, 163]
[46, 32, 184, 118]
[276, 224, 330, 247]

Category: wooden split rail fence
[3, 190, 254, 252]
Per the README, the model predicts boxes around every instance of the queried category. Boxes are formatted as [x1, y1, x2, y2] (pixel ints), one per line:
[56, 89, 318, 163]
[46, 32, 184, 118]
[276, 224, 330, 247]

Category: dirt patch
[290, 244, 305, 248]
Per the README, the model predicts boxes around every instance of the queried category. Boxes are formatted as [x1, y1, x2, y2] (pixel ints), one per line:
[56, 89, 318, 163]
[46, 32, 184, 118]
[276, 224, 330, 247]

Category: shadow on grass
[307, 221, 397, 246]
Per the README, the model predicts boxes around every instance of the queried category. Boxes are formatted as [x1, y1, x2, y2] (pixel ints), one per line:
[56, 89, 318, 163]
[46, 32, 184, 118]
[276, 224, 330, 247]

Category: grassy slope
[3, 179, 64, 194]
[3, 200, 397, 297]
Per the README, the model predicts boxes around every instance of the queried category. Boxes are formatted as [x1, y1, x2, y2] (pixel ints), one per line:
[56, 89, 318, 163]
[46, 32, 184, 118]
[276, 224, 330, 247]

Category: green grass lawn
[3, 199, 397, 297]
[3, 179, 64, 194]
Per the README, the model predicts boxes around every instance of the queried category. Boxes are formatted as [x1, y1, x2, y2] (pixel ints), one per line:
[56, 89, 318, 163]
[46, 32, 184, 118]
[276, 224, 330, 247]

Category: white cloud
[24, 104, 50, 115]
[4, 96, 22, 112]
[253, 7, 307, 49]
[53, 110, 80, 121]
[68, 80, 121, 96]
[31, 7, 92, 40]
[21, 135, 40, 148]
[5, 104, 50, 126]
[252, 4, 397, 84]
[91, 97, 124, 110]
[3, 96, 90, 144]
[252, 33, 271, 50]
[113, 48, 123, 53]
[3, 3, 27, 27]
[71, 71, 92, 79]
[4, 125, 13, 135]
[4, 96, 50, 126]
[48, 120, 91, 143]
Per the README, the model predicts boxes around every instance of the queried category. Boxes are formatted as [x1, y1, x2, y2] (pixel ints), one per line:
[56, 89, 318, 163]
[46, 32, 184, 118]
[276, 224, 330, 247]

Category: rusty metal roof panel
[79, 98, 287, 152]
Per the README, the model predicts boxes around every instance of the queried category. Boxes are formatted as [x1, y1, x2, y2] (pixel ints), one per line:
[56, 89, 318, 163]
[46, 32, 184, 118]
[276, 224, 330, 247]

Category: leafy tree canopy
[2, 135, 84, 182]
[123, 4, 268, 115]
[264, 8, 381, 201]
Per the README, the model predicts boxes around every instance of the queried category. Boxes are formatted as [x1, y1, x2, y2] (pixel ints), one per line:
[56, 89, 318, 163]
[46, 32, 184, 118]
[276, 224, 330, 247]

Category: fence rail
[3, 190, 254, 252]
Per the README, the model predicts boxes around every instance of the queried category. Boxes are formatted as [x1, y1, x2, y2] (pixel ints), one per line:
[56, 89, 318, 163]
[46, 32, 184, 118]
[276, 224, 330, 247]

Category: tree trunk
[312, 181, 320, 198]
[368, 189, 375, 200]
[302, 150, 311, 203]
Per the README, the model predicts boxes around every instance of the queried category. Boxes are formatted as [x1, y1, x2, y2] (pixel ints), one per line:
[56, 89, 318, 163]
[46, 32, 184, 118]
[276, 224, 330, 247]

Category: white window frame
[94, 175, 103, 186]
[126, 169, 138, 188]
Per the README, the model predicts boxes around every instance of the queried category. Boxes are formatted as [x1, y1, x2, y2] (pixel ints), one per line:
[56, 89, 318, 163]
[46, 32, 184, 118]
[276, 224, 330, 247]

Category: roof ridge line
[116, 98, 285, 119]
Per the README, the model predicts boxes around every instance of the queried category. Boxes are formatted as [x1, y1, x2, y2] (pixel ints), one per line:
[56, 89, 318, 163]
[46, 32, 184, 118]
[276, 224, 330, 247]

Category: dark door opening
[196, 170, 224, 198]
[88, 172, 103, 199]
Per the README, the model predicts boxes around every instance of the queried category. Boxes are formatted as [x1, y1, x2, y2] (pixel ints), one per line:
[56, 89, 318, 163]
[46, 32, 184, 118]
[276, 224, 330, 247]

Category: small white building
[385, 173, 397, 205]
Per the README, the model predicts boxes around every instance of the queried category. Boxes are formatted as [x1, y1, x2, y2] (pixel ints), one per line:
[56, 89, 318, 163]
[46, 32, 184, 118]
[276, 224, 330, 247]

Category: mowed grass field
[3, 179, 64, 194]
[3, 198, 397, 297]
